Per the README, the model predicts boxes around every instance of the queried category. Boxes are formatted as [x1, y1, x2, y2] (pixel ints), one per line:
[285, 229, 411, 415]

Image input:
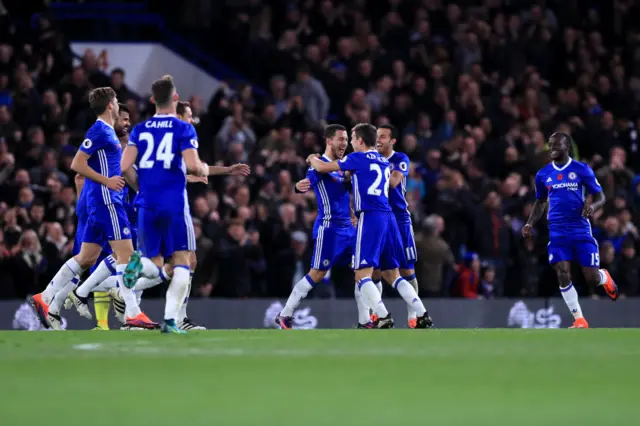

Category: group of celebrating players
[26, 74, 620, 332]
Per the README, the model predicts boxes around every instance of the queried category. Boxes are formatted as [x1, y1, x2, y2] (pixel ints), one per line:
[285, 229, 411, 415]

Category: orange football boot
[125, 312, 159, 330]
[30, 293, 50, 329]
[408, 318, 417, 329]
[569, 317, 589, 328]
[600, 269, 619, 301]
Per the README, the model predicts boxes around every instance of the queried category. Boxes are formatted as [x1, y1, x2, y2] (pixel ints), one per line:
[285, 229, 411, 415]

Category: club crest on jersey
[82, 139, 92, 149]
[568, 172, 577, 180]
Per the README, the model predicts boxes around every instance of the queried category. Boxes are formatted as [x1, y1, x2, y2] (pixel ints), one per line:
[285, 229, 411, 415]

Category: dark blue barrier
[3, 298, 639, 330]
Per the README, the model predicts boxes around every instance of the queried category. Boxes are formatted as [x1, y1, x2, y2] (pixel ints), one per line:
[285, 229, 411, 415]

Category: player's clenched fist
[107, 176, 125, 191]
[295, 178, 311, 193]
[521, 223, 533, 239]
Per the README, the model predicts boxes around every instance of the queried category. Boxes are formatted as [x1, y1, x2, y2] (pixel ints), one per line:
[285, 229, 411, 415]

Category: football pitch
[1, 329, 637, 426]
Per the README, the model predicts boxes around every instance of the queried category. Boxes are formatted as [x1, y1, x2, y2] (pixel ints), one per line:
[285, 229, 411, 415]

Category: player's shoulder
[340, 151, 362, 163]
[390, 151, 409, 172]
[569, 159, 592, 173]
[391, 151, 410, 163]
[536, 163, 554, 178]
[84, 120, 115, 147]
[86, 119, 111, 136]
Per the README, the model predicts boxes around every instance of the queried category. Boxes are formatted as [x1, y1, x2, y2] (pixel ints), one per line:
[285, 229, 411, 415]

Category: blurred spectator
[415, 214, 455, 297]
[10, 229, 48, 298]
[616, 239, 640, 298]
[453, 252, 481, 299]
[215, 219, 264, 298]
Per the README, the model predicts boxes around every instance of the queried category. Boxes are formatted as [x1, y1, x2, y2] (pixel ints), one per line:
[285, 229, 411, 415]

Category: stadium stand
[1, 0, 640, 300]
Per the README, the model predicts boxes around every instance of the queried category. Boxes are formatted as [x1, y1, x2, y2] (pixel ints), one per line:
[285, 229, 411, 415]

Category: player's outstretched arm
[307, 155, 340, 173]
[71, 151, 124, 191]
[208, 163, 251, 176]
[182, 149, 208, 177]
[522, 198, 547, 238]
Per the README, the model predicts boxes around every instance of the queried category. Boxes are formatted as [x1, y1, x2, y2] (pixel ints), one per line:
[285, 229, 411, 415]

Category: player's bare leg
[37, 242, 100, 329]
[582, 266, 619, 301]
[356, 267, 394, 328]
[277, 269, 327, 329]
[162, 250, 191, 334]
[381, 269, 432, 328]
[554, 261, 588, 328]
[177, 252, 205, 330]
[400, 267, 419, 328]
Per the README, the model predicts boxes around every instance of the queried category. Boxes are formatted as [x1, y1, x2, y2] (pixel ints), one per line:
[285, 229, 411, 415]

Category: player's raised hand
[306, 153, 320, 165]
[295, 178, 311, 193]
[521, 223, 533, 239]
[107, 176, 125, 191]
[582, 204, 595, 218]
[230, 163, 251, 176]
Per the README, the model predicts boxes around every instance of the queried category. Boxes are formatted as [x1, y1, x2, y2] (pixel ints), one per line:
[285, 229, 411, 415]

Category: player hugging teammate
[279, 123, 433, 329]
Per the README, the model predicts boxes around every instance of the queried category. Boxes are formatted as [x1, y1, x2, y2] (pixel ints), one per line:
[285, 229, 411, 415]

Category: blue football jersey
[535, 158, 602, 238]
[385, 151, 410, 222]
[76, 183, 87, 220]
[79, 119, 124, 206]
[338, 150, 392, 214]
[307, 155, 351, 234]
[128, 114, 198, 211]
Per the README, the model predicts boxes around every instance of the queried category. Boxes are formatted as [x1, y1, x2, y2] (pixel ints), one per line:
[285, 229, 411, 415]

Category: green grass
[0, 329, 637, 426]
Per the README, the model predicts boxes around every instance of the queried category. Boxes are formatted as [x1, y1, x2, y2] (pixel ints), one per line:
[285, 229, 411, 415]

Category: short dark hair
[118, 103, 129, 115]
[378, 124, 398, 141]
[111, 68, 125, 76]
[151, 75, 175, 108]
[549, 131, 573, 151]
[352, 123, 377, 147]
[177, 101, 191, 117]
[324, 124, 346, 140]
[88, 87, 116, 116]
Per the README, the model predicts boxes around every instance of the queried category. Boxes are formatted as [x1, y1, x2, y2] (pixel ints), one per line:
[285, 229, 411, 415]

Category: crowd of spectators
[2, 0, 640, 301]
